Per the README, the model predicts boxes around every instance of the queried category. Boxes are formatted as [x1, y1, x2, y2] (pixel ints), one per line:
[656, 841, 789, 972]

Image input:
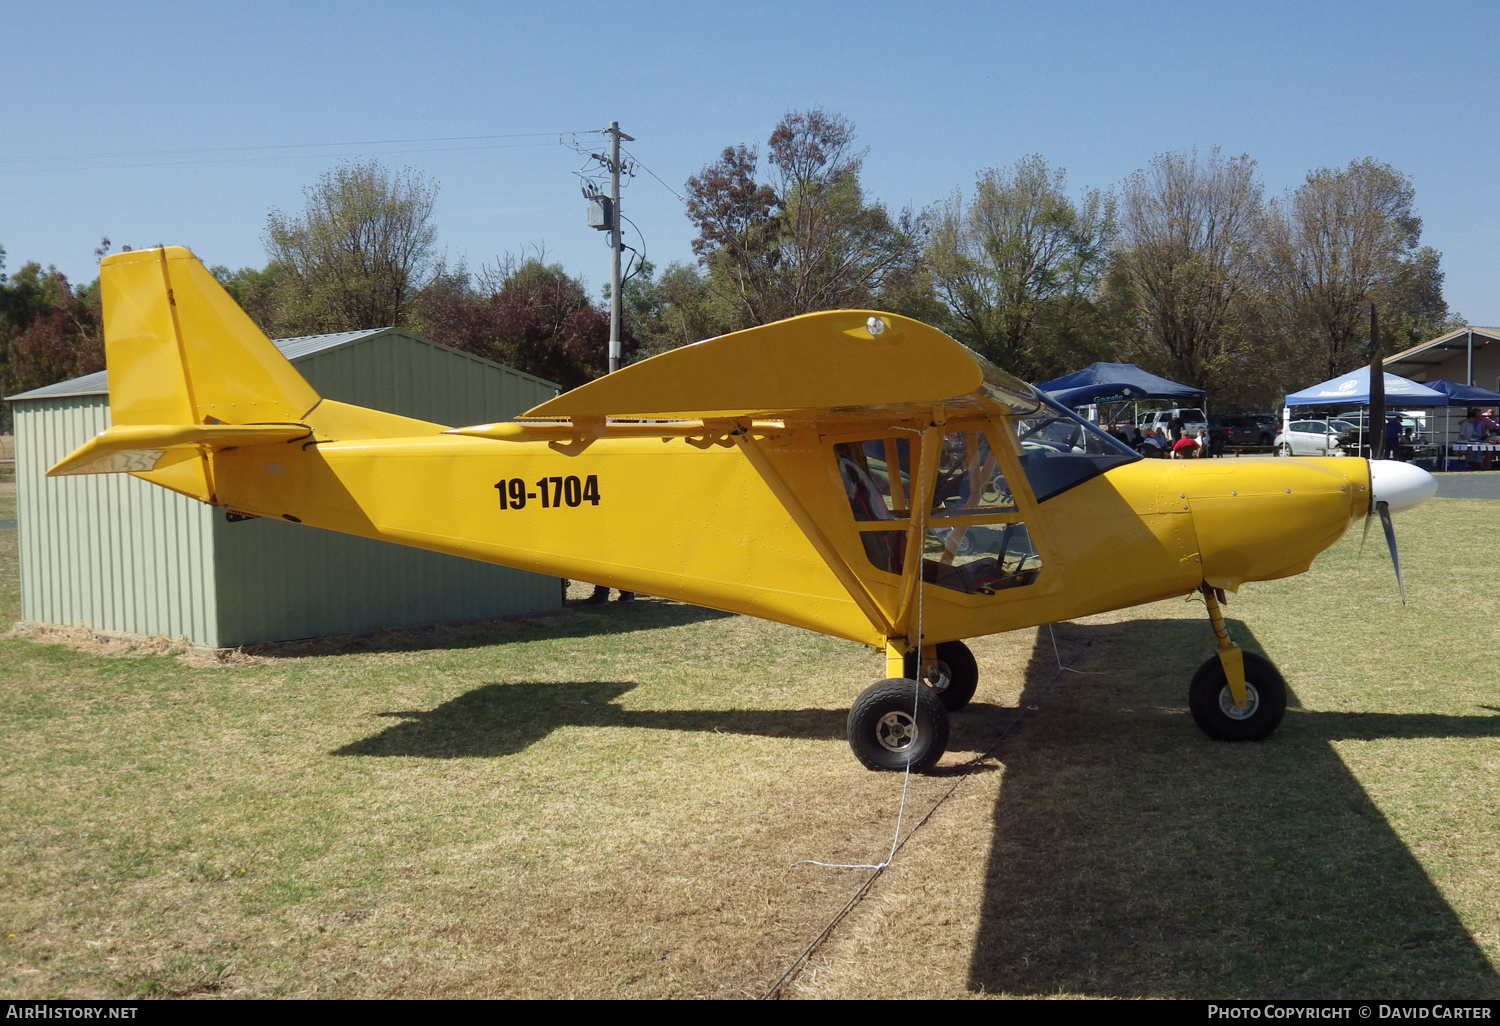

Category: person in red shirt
[1172, 435, 1200, 459]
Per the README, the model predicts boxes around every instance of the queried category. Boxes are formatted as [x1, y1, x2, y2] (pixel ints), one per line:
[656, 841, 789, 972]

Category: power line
[621, 146, 686, 204]
[0, 140, 569, 176]
[0, 130, 597, 165]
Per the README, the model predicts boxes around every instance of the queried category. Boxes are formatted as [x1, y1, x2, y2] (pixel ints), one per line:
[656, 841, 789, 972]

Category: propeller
[1368, 301, 1385, 462]
[1361, 302, 1425, 604]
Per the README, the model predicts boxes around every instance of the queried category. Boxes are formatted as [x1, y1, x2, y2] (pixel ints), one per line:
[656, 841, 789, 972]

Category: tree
[212, 263, 287, 332]
[685, 110, 923, 327]
[410, 257, 623, 391]
[925, 155, 1118, 381]
[620, 260, 729, 359]
[0, 262, 103, 396]
[1114, 148, 1265, 396]
[1263, 158, 1446, 377]
[264, 160, 439, 334]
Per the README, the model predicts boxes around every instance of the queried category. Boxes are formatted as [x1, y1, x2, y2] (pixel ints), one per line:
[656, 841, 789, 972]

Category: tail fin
[100, 246, 320, 426]
[48, 246, 444, 503]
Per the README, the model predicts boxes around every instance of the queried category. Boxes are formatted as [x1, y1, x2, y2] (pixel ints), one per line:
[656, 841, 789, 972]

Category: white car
[1274, 419, 1347, 457]
[1138, 408, 1208, 437]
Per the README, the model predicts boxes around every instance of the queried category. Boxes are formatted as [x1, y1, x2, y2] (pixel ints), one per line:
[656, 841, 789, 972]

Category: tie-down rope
[764, 622, 1098, 999]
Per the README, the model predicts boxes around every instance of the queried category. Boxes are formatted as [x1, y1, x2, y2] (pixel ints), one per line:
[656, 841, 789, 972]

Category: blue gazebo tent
[1039, 362, 1205, 407]
[1420, 381, 1500, 454]
[1423, 380, 1500, 405]
[1285, 367, 1446, 460]
[1285, 367, 1446, 407]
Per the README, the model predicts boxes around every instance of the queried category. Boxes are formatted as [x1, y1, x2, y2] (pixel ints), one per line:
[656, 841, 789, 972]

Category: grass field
[0, 498, 1497, 999]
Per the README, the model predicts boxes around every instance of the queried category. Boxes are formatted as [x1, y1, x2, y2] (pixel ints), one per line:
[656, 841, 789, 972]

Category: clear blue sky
[5, 1, 1497, 323]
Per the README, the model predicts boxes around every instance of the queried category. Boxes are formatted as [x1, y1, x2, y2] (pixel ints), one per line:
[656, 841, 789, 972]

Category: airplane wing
[518, 311, 1042, 423]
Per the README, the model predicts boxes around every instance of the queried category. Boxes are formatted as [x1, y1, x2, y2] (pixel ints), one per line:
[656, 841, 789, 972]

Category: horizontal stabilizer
[48, 423, 309, 477]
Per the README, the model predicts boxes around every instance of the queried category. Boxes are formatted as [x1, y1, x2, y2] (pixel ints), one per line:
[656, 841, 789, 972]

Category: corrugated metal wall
[18, 330, 562, 647]
[292, 331, 555, 426]
[16, 397, 218, 641]
[212, 518, 559, 646]
[212, 330, 563, 645]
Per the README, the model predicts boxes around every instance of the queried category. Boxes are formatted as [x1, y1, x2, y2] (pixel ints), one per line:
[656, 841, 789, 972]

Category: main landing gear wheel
[847, 678, 950, 772]
[903, 640, 979, 711]
[1188, 651, 1288, 741]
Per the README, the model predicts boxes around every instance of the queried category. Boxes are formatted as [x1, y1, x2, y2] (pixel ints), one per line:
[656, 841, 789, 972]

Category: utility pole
[605, 121, 633, 374]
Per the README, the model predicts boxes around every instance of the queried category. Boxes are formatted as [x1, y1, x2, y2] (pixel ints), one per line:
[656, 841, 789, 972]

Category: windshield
[1012, 392, 1140, 502]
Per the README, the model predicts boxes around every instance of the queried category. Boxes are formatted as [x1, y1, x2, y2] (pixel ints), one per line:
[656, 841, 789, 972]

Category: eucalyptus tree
[265, 160, 440, 334]
[1115, 147, 1265, 395]
[1262, 158, 1449, 377]
[926, 155, 1117, 381]
[685, 109, 923, 328]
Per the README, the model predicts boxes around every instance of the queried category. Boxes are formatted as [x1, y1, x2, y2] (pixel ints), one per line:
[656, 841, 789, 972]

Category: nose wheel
[1188, 651, 1287, 740]
[1191, 585, 1288, 741]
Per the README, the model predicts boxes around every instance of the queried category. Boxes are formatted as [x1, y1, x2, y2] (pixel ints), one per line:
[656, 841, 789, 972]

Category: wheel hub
[921, 661, 952, 693]
[1217, 682, 1261, 720]
[875, 711, 918, 752]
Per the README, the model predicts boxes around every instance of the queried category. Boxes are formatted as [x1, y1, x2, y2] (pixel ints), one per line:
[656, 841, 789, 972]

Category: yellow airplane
[50, 247, 1438, 771]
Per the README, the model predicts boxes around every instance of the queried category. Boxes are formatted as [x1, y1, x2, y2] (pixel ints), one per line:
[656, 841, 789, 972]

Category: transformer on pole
[582, 122, 634, 375]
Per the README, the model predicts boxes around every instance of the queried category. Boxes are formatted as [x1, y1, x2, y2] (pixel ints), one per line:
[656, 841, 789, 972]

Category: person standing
[1459, 409, 1484, 442]
[1384, 415, 1404, 460]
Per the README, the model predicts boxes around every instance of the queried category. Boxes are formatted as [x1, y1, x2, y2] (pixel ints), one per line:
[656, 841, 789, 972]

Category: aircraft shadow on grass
[334, 616, 1500, 998]
[966, 617, 1500, 999]
[332, 678, 1018, 762]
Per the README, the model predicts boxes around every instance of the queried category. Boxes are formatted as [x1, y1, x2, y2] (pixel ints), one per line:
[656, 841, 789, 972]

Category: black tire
[847, 678, 950, 771]
[903, 640, 979, 711]
[1278, 442, 1293, 458]
[1188, 651, 1287, 741]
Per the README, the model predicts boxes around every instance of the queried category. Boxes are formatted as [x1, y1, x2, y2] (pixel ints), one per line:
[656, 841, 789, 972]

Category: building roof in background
[7, 328, 556, 402]
[1384, 326, 1500, 371]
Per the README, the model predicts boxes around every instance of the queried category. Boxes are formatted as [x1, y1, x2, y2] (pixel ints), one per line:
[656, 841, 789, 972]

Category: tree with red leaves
[685, 109, 923, 328]
[411, 259, 628, 391]
[0, 257, 104, 399]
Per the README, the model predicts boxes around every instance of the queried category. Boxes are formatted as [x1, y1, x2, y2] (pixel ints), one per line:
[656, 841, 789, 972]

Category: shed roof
[1384, 327, 1500, 371]
[7, 327, 557, 402]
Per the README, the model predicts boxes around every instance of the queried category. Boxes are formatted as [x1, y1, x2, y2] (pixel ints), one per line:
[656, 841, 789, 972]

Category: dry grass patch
[791, 498, 1500, 999]
[1, 500, 1498, 999]
[0, 562, 1036, 998]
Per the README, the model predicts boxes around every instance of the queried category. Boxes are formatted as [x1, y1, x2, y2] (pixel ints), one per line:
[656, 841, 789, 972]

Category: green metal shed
[10, 328, 563, 647]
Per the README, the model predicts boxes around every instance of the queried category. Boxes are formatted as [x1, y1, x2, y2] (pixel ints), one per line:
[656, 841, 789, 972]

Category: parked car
[1274, 419, 1347, 457]
[1335, 415, 1424, 453]
[1138, 408, 1207, 438]
[1338, 414, 1428, 456]
[1209, 414, 1274, 447]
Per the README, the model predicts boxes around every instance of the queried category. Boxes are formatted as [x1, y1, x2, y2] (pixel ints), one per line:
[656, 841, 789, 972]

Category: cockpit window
[835, 439, 912, 521]
[835, 430, 1042, 596]
[1012, 392, 1139, 501]
[932, 430, 1015, 517]
[924, 522, 1041, 594]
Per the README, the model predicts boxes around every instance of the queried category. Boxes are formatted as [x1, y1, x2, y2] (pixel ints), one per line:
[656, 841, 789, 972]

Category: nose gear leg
[1201, 584, 1247, 709]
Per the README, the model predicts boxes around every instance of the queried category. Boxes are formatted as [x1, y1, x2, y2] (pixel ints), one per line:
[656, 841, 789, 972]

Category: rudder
[101, 246, 321, 426]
